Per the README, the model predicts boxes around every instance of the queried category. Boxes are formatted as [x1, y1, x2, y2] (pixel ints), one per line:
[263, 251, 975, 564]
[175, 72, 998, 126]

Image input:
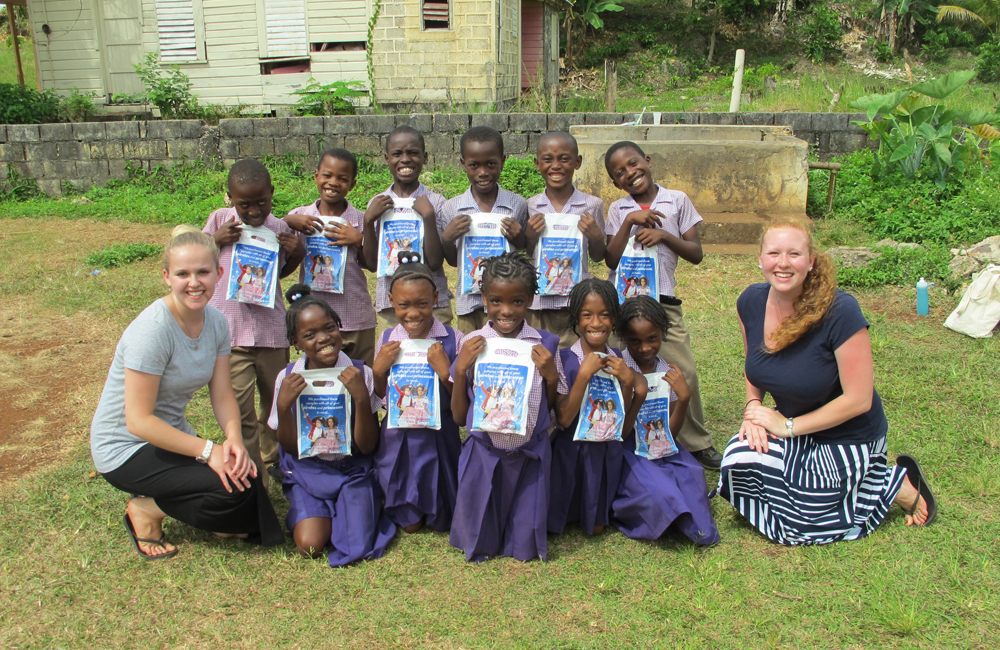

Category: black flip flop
[895, 454, 938, 526]
[123, 512, 178, 560]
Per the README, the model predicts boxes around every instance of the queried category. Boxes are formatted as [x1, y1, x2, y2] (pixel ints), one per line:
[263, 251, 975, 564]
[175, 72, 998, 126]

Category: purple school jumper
[271, 356, 397, 566]
[548, 343, 624, 535]
[611, 352, 719, 546]
[373, 322, 462, 531]
[449, 325, 562, 562]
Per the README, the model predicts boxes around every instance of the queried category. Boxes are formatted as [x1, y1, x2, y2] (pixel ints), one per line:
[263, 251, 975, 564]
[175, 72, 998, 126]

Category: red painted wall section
[521, 0, 544, 88]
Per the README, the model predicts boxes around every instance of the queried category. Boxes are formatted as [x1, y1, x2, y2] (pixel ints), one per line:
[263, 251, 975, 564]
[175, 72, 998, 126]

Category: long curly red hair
[761, 215, 837, 353]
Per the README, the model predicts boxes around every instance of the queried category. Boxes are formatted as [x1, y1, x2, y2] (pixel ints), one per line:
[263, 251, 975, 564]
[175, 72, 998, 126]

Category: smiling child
[439, 127, 529, 335]
[525, 131, 607, 348]
[362, 126, 453, 332]
[603, 140, 722, 471]
[203, 159, 305, 485]
[283, 149, 377, 366]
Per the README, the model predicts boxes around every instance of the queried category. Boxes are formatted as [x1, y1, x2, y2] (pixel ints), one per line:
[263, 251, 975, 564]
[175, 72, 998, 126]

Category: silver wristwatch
[785, 418, 795, 438]
[196, 439, 214, 464]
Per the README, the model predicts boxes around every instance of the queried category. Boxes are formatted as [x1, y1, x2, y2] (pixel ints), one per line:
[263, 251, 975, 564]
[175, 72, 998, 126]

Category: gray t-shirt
[90, 299, 231, 473]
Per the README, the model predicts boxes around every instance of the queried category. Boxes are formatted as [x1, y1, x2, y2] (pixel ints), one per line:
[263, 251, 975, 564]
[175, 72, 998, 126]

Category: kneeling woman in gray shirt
[91, 225, 282, 558]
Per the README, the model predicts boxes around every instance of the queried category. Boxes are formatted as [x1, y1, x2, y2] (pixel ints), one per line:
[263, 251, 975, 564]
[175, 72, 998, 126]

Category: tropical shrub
[850, 70, 1000, 187]
[291, 79, 367, 116]
[0, 83, 60, 124]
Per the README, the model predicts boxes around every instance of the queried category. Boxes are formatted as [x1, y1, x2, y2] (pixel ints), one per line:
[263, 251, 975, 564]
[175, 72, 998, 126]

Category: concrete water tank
[571, 125, 810, 253]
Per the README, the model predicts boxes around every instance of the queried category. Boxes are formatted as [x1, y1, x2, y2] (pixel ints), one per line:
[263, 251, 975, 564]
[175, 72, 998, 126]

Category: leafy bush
[921, 30, 950, 63]
[976, 38, 1000, 83]
[58, 88, 97, 123]
[499, 157, 545, 198]
[871, 39, 894, 63]
[837, 245, 951, 289]
[85, 243, 164, 268]
[134, 53, 200, 119]
[850, 70, 1000, 187]
[578, 33, 633, 68]
[0, 83, 60, 124]
[291, 79, 367, 116]
[831, 149, 1000, 247]
[802, 4, 844, 62]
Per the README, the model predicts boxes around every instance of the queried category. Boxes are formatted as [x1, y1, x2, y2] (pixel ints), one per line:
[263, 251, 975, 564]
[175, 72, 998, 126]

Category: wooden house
[22, 0, 567, 112]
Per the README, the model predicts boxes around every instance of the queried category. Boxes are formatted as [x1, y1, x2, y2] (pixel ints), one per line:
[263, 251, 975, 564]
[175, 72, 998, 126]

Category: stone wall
[0, 112, 872, 196]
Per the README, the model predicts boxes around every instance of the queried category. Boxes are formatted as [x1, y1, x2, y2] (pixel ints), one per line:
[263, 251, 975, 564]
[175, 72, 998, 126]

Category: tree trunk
[707, 26, 716, 67]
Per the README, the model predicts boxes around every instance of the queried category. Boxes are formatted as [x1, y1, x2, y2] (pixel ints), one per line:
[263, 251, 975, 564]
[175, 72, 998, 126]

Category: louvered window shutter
[422, 0, 449, 28]
[155, 0, 199, 62]
[264, 0, 308, 57]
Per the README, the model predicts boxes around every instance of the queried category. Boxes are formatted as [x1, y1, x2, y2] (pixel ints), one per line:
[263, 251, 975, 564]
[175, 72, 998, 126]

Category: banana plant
[849, 70, 999, 186]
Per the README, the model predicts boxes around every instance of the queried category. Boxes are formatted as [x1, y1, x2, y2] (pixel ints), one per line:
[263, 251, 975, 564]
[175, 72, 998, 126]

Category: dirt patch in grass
[0, 219, 173, 489]
[0, 298, 119, 485]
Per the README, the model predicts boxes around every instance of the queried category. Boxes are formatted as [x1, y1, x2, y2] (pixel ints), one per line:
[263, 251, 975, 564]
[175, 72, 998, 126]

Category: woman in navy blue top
[717, 216, 935, 545]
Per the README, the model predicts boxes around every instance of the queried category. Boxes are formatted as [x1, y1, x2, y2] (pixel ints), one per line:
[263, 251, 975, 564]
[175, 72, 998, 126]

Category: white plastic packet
[472, 338, 536, 436]
[302, 216, 348, 294]
[944, 264, 1000, 338]
[613, 235, 658, 304]
[535, 213, 584, 297]
[572, 355, 625, 442]
[460, 213, 510, 295]
[227, 224, 280, 308]
[387, 339, 441, 430]
[377, 198, 424, 277]
[634, 372, 678, 460]
[295, 368, 353, 458]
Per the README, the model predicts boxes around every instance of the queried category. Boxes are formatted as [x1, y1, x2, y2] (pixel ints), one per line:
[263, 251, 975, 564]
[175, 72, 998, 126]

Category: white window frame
[154, 0, 207, 64]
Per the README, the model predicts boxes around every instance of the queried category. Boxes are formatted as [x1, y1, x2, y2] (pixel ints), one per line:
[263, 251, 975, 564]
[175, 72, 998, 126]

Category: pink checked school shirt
[369, 183, 451, 312]
[527, 187, 606, 311]
[604, 185, 703, 299]
[203, 207, 293, 349]
[287, 200, 377, 332]
[267, 352, 383, 461]
[453, 322, 568, 451]
[438, 186, 529, 316]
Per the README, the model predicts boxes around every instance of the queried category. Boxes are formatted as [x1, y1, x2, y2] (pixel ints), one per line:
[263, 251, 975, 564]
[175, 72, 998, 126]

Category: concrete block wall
[371, 0, 501, 106]
[0, 112, 872, 196]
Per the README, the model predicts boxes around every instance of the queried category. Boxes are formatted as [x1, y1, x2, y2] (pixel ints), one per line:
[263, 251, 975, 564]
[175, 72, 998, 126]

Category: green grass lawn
[0, 35, 36, 88]
[1, 160, 998, 647]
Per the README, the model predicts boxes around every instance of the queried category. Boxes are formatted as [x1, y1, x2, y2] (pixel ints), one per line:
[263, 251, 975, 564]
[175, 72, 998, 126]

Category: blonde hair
[760, 215, 837, 352]
[163, 224, 220, 270]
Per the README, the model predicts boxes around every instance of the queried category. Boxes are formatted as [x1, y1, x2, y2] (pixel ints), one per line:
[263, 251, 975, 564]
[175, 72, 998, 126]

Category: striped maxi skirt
[717, 433, 907, 545]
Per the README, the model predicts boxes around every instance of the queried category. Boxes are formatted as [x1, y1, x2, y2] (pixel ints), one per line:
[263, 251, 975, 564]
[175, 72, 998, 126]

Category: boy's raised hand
[365, 195, 394, 225]
[276, 372, 307, 416]
[372, 340, 401, 380]
[325, 220, 363, 248]
[455, 335, 486, 374]
[284, 212, 325, 235]
[413, 195, 435, 221]
[531, 344, 558, 384]
[662, 364, 691, 402]
[500, 217, 523, 243]
[577, 212, 604, 242]
[441, 214, 472, 244]
[634, 228, 671, 248]
[626, 209, 665, 229]
[525, 213, 546, 244]
[277, 232, 302, 256]
[214, 217, 242, 247]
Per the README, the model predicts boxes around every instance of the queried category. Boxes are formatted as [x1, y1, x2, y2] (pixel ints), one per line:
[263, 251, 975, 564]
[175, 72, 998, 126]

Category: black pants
[103, 443, 284, 547]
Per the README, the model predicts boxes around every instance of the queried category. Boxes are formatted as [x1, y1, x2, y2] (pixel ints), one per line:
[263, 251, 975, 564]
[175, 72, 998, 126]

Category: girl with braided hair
[450, 251, 566, 562]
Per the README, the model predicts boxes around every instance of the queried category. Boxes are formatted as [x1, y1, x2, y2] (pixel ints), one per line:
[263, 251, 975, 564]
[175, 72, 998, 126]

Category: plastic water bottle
[916, 277, 930, 315]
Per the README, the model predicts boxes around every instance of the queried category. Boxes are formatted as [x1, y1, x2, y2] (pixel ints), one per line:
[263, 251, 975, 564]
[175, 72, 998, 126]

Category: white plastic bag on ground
[945, 264, 1000, 338]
